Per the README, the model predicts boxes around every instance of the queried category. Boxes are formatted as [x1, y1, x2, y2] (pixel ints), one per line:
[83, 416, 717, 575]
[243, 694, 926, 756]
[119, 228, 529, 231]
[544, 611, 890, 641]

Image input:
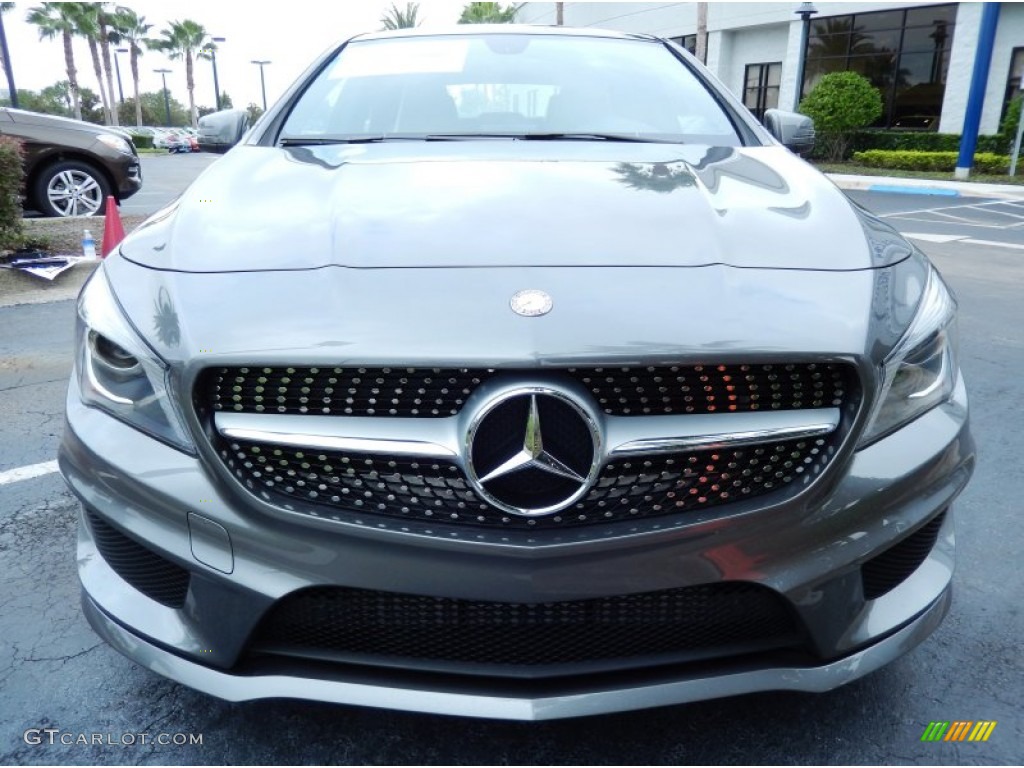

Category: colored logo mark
[921, 721, 997, 742]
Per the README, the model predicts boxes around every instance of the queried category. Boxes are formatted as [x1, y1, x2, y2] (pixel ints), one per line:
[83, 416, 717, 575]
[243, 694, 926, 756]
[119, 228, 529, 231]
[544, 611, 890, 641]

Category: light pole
[206, 36, 226, 110]
[114, 47, 127, 105]
[154, 68, 172, 125]
[792, 2, 818, 111]
[251, 60, 271, 111]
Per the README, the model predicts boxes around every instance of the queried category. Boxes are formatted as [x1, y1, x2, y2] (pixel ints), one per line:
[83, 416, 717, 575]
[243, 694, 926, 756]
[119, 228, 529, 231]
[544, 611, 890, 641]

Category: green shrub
[0, 136, 24, 250]
[851, 149, 1010, 174]
[848, 130, 1007, 156]
[799, 72, 883, 161]
[129, 132, 154, 149]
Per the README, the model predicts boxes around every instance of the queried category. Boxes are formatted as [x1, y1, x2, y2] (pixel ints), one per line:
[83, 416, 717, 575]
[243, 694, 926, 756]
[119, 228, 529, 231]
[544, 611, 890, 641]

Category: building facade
[516, 2, 1024, 135]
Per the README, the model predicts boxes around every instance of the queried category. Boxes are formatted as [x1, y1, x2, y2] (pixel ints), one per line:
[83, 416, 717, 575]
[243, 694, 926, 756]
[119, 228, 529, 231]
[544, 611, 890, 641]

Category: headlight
[96, 133, 133, 154]
[859, 266, 959, 446]
[76, 269, 194, 453]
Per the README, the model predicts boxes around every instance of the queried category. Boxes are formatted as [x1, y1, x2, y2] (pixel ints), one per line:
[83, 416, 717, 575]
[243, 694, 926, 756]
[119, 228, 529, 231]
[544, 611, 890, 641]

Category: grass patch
[814, 161, 1024, 186]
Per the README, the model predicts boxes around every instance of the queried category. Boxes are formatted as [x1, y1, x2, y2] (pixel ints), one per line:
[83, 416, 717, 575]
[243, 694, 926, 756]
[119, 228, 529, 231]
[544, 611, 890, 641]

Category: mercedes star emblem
[466, 388, 600, 517]
[510, 289, 553, 317]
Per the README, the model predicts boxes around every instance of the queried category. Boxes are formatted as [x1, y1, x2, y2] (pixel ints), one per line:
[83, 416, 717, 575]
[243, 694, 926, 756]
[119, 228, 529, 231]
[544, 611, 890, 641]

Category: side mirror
[197, 109, 250, 154]
[763, 109, 815, 157]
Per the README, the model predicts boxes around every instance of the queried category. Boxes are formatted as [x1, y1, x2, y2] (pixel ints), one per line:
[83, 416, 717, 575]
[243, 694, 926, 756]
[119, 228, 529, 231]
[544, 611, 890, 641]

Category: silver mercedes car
[61, 26, 974, 720]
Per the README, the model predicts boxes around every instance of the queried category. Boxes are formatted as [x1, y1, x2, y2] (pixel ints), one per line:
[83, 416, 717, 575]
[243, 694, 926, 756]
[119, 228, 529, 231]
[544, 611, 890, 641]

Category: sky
[4, 0, 472, 115]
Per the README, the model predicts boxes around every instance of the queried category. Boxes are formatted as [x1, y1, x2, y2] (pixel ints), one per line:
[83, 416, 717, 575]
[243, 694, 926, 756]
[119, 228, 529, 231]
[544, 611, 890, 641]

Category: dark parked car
[62, 27, 974, 720]
[0, 107, 142, 216]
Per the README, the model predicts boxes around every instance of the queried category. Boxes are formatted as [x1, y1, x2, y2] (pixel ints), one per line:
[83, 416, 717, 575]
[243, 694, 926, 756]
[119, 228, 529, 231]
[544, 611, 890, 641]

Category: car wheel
[33, 160, 110, 217]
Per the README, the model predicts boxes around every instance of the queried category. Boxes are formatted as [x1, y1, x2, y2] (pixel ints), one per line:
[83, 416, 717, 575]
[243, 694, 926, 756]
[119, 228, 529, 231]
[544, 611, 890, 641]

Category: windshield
[280, 34, 742, 145]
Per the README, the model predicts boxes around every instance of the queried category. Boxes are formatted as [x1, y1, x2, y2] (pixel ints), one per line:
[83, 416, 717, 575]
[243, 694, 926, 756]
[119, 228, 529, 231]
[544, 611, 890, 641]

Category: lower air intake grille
[249, 583, 801, 672]
[87, 510, 190, 609]
[862, 511, 946, 600]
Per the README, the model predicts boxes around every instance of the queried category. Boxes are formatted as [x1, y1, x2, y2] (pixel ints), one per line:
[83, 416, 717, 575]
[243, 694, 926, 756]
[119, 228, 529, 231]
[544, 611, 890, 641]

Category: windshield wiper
[279, 133, 681, 146]
[421, 132, 679, 144]
[278, 136, 422, 146]
[520, 132, 679, 143]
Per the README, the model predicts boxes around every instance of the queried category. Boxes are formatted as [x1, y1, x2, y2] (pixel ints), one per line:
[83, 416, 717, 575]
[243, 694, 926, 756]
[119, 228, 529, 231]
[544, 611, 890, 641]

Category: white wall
[717, 24, 791, 106]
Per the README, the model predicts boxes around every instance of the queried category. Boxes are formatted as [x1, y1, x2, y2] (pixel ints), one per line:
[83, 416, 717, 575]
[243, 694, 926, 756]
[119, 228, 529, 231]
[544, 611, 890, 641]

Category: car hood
[120, 142, 912, 272]
[5, 107, 129, 139]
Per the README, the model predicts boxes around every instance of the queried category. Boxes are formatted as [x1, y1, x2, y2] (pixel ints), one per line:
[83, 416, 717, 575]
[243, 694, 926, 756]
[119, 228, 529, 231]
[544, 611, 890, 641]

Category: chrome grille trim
[214, 408, 841, 462]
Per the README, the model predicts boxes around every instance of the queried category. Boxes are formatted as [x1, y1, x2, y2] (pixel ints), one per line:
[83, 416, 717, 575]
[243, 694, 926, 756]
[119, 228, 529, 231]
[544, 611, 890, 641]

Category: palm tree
[73, 3, 113, 125]
[380, 2, 421, 30]
[458, 2, 521, 23]
[111, 7, 151, 127]
[25, 2, 83, 120]
[155, 19, 210, 128]
[0, 3, 17, 108]
[96, 3, 120, 125]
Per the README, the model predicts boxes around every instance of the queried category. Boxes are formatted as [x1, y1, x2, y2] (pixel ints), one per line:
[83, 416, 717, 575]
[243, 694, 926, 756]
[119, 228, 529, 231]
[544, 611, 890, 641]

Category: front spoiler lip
[82, 586, 951, 721]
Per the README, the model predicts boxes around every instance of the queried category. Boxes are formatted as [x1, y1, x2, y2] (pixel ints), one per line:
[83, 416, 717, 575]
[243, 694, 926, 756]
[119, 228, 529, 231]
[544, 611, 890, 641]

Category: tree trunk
[696, 3, 708, 65]
[63, 30, 82, 121]
[87, 37, 111, 124]
[186, 50, 197, 127]
[556, 2, 564, 26]
[99, 19, 119, 126]
[131, 45, 142, 127]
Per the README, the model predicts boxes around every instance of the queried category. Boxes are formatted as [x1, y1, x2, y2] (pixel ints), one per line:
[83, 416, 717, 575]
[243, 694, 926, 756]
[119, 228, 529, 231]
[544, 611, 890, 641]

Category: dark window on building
[744, 62, 782, 119]
[801, 3, 956, 129]
[1002, 48, 1024, 124]
[670, 35, 697, 55]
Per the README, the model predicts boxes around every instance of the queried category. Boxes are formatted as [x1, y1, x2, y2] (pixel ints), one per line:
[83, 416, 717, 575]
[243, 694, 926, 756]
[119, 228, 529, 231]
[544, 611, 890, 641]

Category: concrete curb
[827, 173, 1024, 200]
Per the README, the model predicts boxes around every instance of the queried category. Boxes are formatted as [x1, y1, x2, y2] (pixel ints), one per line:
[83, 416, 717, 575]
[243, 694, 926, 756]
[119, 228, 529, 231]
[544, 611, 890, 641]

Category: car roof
[352, 24, 656, 44]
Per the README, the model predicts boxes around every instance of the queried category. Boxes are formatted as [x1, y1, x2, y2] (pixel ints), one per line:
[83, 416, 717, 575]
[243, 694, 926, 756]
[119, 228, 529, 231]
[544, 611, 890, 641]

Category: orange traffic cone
[101, 196, 126, 258]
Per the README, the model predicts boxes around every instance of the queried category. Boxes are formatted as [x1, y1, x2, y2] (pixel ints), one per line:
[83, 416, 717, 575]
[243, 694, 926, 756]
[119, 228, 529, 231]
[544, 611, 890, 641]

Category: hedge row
[846, 130, 1008, 155]
[128, 132, 154, 149]
[851, 149, 1010, 174]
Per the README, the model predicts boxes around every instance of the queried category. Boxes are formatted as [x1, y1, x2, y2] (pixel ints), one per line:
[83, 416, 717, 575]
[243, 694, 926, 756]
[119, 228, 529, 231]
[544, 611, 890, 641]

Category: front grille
[87, 510, 190, 608]
[203, 363, 852, 418]
[862, 511, 946, 600]
[249, 583, 801, 673]
[218, 434, 837, 529]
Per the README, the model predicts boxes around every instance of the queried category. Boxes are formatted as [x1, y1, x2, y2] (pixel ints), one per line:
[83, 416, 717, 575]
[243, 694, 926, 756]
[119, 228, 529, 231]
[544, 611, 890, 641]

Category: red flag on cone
[101, 196, 126, 258]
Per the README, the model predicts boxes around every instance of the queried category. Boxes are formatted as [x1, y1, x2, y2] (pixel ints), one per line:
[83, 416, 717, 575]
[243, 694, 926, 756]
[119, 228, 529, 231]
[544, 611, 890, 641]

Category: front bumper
[61, 371, 973, 718]
[116, 156, 142, 200]
[83, 586, 951, 721]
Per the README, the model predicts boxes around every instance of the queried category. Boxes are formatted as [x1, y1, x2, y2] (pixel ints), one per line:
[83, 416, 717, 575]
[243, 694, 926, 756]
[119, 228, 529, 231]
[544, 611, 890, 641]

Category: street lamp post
[207, 36, 226, 111]
[154, 68, 172, 125]
[792, 2, 818, 111]
[251, 60, 271, 111]
[114, 47, 127, 105]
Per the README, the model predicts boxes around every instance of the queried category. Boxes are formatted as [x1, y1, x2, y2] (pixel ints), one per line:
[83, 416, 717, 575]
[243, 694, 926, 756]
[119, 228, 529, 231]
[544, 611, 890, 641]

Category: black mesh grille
[217, 434, 837, 529]
[203, 363, 853, 418]
[249, 583, 800, 672]
[862, 511, 946, 600]
[87, 510, 190, 609]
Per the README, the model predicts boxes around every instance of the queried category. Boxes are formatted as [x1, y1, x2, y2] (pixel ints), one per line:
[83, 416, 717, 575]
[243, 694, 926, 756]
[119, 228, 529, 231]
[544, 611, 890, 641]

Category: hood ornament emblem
[510, 289, 553, 317]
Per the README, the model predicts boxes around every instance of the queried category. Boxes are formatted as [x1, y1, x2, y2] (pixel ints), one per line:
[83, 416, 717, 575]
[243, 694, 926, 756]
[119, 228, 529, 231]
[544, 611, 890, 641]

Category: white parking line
[961, 238, 1024, 251]
[0, 460, 59, 486]
[878, 199, 1014, 219]
[901, 232, 969, 243]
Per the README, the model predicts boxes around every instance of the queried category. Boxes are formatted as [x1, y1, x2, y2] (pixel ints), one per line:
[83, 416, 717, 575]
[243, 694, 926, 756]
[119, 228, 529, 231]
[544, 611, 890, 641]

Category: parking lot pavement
[0, 234, 1021, 764]
[119, 153, 220, 217]
[845, 190, 1024, 249]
